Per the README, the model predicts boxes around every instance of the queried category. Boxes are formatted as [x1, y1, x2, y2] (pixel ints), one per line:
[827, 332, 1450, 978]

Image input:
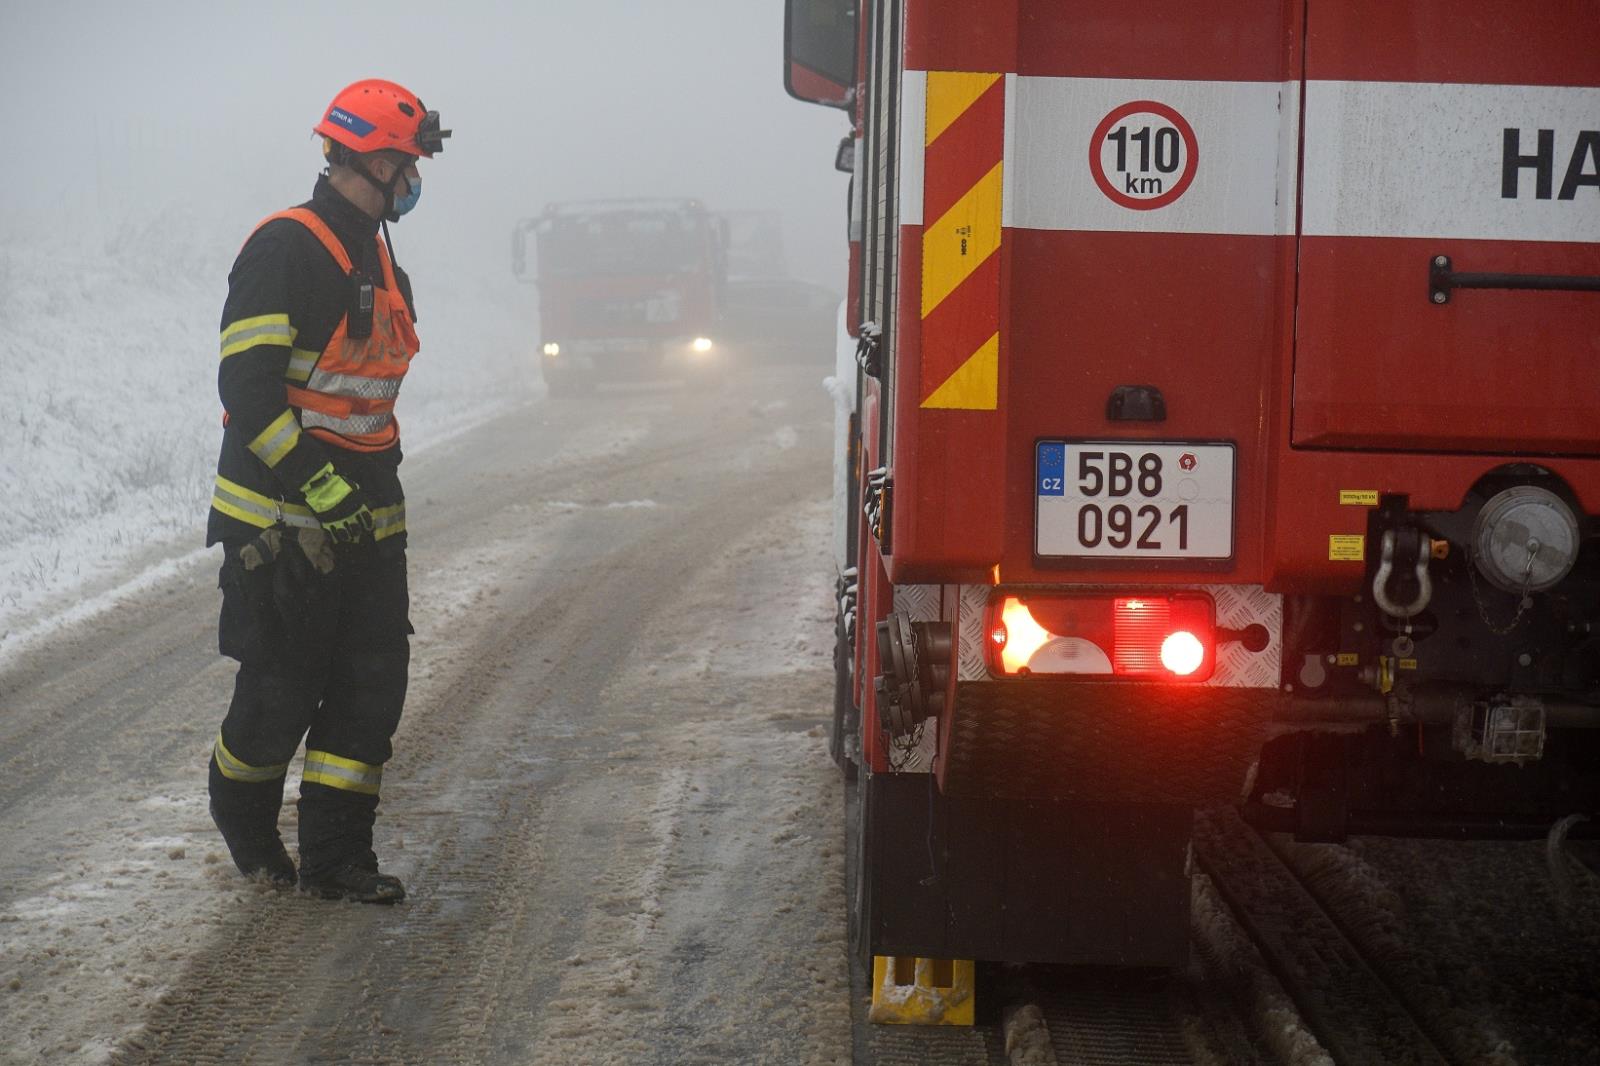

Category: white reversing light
[691, 336, 714, 354]
[1160, 631, 1206, 676]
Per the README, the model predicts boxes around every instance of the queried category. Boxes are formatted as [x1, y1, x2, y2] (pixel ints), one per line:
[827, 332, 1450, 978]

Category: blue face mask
[393, 172, 421, 217]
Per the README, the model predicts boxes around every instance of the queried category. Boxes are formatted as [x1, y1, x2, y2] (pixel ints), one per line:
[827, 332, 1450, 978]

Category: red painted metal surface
[999, 230, 1286, 587]
[1293, 236, 1600, 453]
[1015, 0, 1297, 81]
[904, 0, 1017, 74]
[882, 0, 1599, 594]
[1305, 0, 1600, 86]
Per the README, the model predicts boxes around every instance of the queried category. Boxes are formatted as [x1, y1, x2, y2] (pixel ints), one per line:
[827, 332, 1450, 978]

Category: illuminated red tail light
[985, 592, 1216, 681]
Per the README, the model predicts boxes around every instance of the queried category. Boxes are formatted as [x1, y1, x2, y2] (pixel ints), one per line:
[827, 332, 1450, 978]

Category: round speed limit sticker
[1089, 100, 1199, 210]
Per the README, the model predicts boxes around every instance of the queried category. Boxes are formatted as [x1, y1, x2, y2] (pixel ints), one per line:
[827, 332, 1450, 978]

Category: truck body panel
[790, 0, 1600, 973]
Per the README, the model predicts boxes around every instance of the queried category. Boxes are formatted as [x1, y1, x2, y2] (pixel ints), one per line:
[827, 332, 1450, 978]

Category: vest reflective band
[304, 749, 383, 794]
[251, 207, 420, 453]
[210, 475, 407, 539]
[304, 370, 404, 401]
[302, 408, 397, 437]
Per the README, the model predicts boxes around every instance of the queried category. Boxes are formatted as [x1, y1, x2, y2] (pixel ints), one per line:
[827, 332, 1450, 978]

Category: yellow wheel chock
[867, 955, 976, 1025]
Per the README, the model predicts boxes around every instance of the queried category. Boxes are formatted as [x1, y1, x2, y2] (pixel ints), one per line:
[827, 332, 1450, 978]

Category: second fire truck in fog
[513, 199, 726, 394]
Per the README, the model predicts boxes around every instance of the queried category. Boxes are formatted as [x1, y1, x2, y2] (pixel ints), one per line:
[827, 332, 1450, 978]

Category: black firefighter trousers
[210, 533, 411, 882]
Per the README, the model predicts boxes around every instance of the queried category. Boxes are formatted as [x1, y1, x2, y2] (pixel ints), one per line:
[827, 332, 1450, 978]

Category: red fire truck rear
[787, 0, 1600, 1022]
[511, 199, 727, 394]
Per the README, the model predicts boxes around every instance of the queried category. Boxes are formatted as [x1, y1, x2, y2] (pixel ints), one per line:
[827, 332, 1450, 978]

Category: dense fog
[0, 0, 849, 649]
[0, 0, 848, 283]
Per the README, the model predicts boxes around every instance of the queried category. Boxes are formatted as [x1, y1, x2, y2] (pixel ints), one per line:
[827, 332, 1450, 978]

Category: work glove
[232, 524, 337, 643]
[238, 526, 336, 576]
[300, 463, 375, 546]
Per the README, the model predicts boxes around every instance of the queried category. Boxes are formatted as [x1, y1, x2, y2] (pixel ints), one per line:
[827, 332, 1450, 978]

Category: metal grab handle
[1430, 255, 1600, 305]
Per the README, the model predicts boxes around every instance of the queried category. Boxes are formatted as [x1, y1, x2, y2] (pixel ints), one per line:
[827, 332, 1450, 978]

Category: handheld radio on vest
[348, 271, 375, 339]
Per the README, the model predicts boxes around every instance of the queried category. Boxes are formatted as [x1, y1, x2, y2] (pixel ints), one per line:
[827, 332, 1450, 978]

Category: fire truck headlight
[542, 342, 561, 357]
[691, 336, 714, 354]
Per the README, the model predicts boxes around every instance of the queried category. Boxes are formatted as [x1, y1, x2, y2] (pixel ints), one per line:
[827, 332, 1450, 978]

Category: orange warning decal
[920, 71, 1003, 410]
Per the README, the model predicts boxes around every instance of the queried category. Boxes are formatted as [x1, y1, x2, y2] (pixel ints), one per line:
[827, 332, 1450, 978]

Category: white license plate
[1035, 441, 1234, 560]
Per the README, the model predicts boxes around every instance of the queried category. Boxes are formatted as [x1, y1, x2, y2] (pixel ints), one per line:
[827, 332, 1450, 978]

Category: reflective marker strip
[990, 77, 1596, 240]
[1005, 76, 1295, 236]
[213, 731, 290, 783]
[247, 410, 302, 469]
[371, 503, 406, 541]
[210, 475, 319, 530]
[920, 70, 1005, 411]
[922, 163, 1004, 317]
[899, 71, 926, 226]
[1303, 80, 1600, 242]
[220, 314, 296, 359]
[286, 347, 321, 384]
[304, 750, 382, 795]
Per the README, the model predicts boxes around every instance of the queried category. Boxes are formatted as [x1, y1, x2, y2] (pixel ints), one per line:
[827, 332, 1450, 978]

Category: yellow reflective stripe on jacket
[210, 475, 319, 530]
[371, 503, 406, 541]
[211, 477, 407, 539]
[247, 409, 301, 469]
[220, 313, 297, 360]
[285, 347, 320, 384]
[213, 730, 290, 783]
[303, 750, 382, 795]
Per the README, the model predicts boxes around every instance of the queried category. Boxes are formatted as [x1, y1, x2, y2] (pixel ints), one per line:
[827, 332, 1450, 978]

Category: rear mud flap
[861, 772, 1192, 968]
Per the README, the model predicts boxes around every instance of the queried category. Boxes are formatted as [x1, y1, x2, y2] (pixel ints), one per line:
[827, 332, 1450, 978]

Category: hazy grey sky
[0, 0, 851, 285]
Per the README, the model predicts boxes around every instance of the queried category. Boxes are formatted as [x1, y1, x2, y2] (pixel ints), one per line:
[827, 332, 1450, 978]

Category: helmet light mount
[414, 110, 450, 156]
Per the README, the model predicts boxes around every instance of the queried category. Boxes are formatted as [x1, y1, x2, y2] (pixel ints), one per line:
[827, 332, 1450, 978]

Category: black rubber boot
[209, 801, 297, 885]
[208, 759, 296, 885]
[299, 863, 406, 904]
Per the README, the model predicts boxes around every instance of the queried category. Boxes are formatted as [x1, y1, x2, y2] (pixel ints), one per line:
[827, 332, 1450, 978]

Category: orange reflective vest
[255, 207, 420, 452]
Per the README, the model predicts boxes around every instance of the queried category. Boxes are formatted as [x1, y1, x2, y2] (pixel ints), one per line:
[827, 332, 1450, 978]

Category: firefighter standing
[206, 80, 449, 903]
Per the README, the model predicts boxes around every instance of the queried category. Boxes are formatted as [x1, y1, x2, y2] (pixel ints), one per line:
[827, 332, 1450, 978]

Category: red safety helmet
[314, 79, 450, 158]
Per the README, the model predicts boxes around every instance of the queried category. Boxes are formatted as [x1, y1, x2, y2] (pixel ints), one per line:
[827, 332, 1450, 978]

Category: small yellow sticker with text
[1340, 490, 1379, 506]
[1336, 652, 1359, 666]
[1328, 534, 1365, 562]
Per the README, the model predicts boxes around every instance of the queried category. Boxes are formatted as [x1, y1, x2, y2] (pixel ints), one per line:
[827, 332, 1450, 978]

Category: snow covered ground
[0, 362, 850, 1065]
[0, 214, 535, 667]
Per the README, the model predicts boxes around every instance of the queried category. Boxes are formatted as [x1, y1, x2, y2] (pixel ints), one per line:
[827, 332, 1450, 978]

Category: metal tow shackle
[1372, 528, 1433, 621]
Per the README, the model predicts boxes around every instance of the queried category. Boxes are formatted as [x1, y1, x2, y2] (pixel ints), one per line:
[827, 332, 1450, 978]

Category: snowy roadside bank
[0, 234, 536, 671]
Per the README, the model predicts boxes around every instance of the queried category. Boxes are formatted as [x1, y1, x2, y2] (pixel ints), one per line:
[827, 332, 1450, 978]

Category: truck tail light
[985, 592, 1216, 681]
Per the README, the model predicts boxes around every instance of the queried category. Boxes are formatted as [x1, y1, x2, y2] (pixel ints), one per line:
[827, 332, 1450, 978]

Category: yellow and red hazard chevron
[920, 71, 1004, 410]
